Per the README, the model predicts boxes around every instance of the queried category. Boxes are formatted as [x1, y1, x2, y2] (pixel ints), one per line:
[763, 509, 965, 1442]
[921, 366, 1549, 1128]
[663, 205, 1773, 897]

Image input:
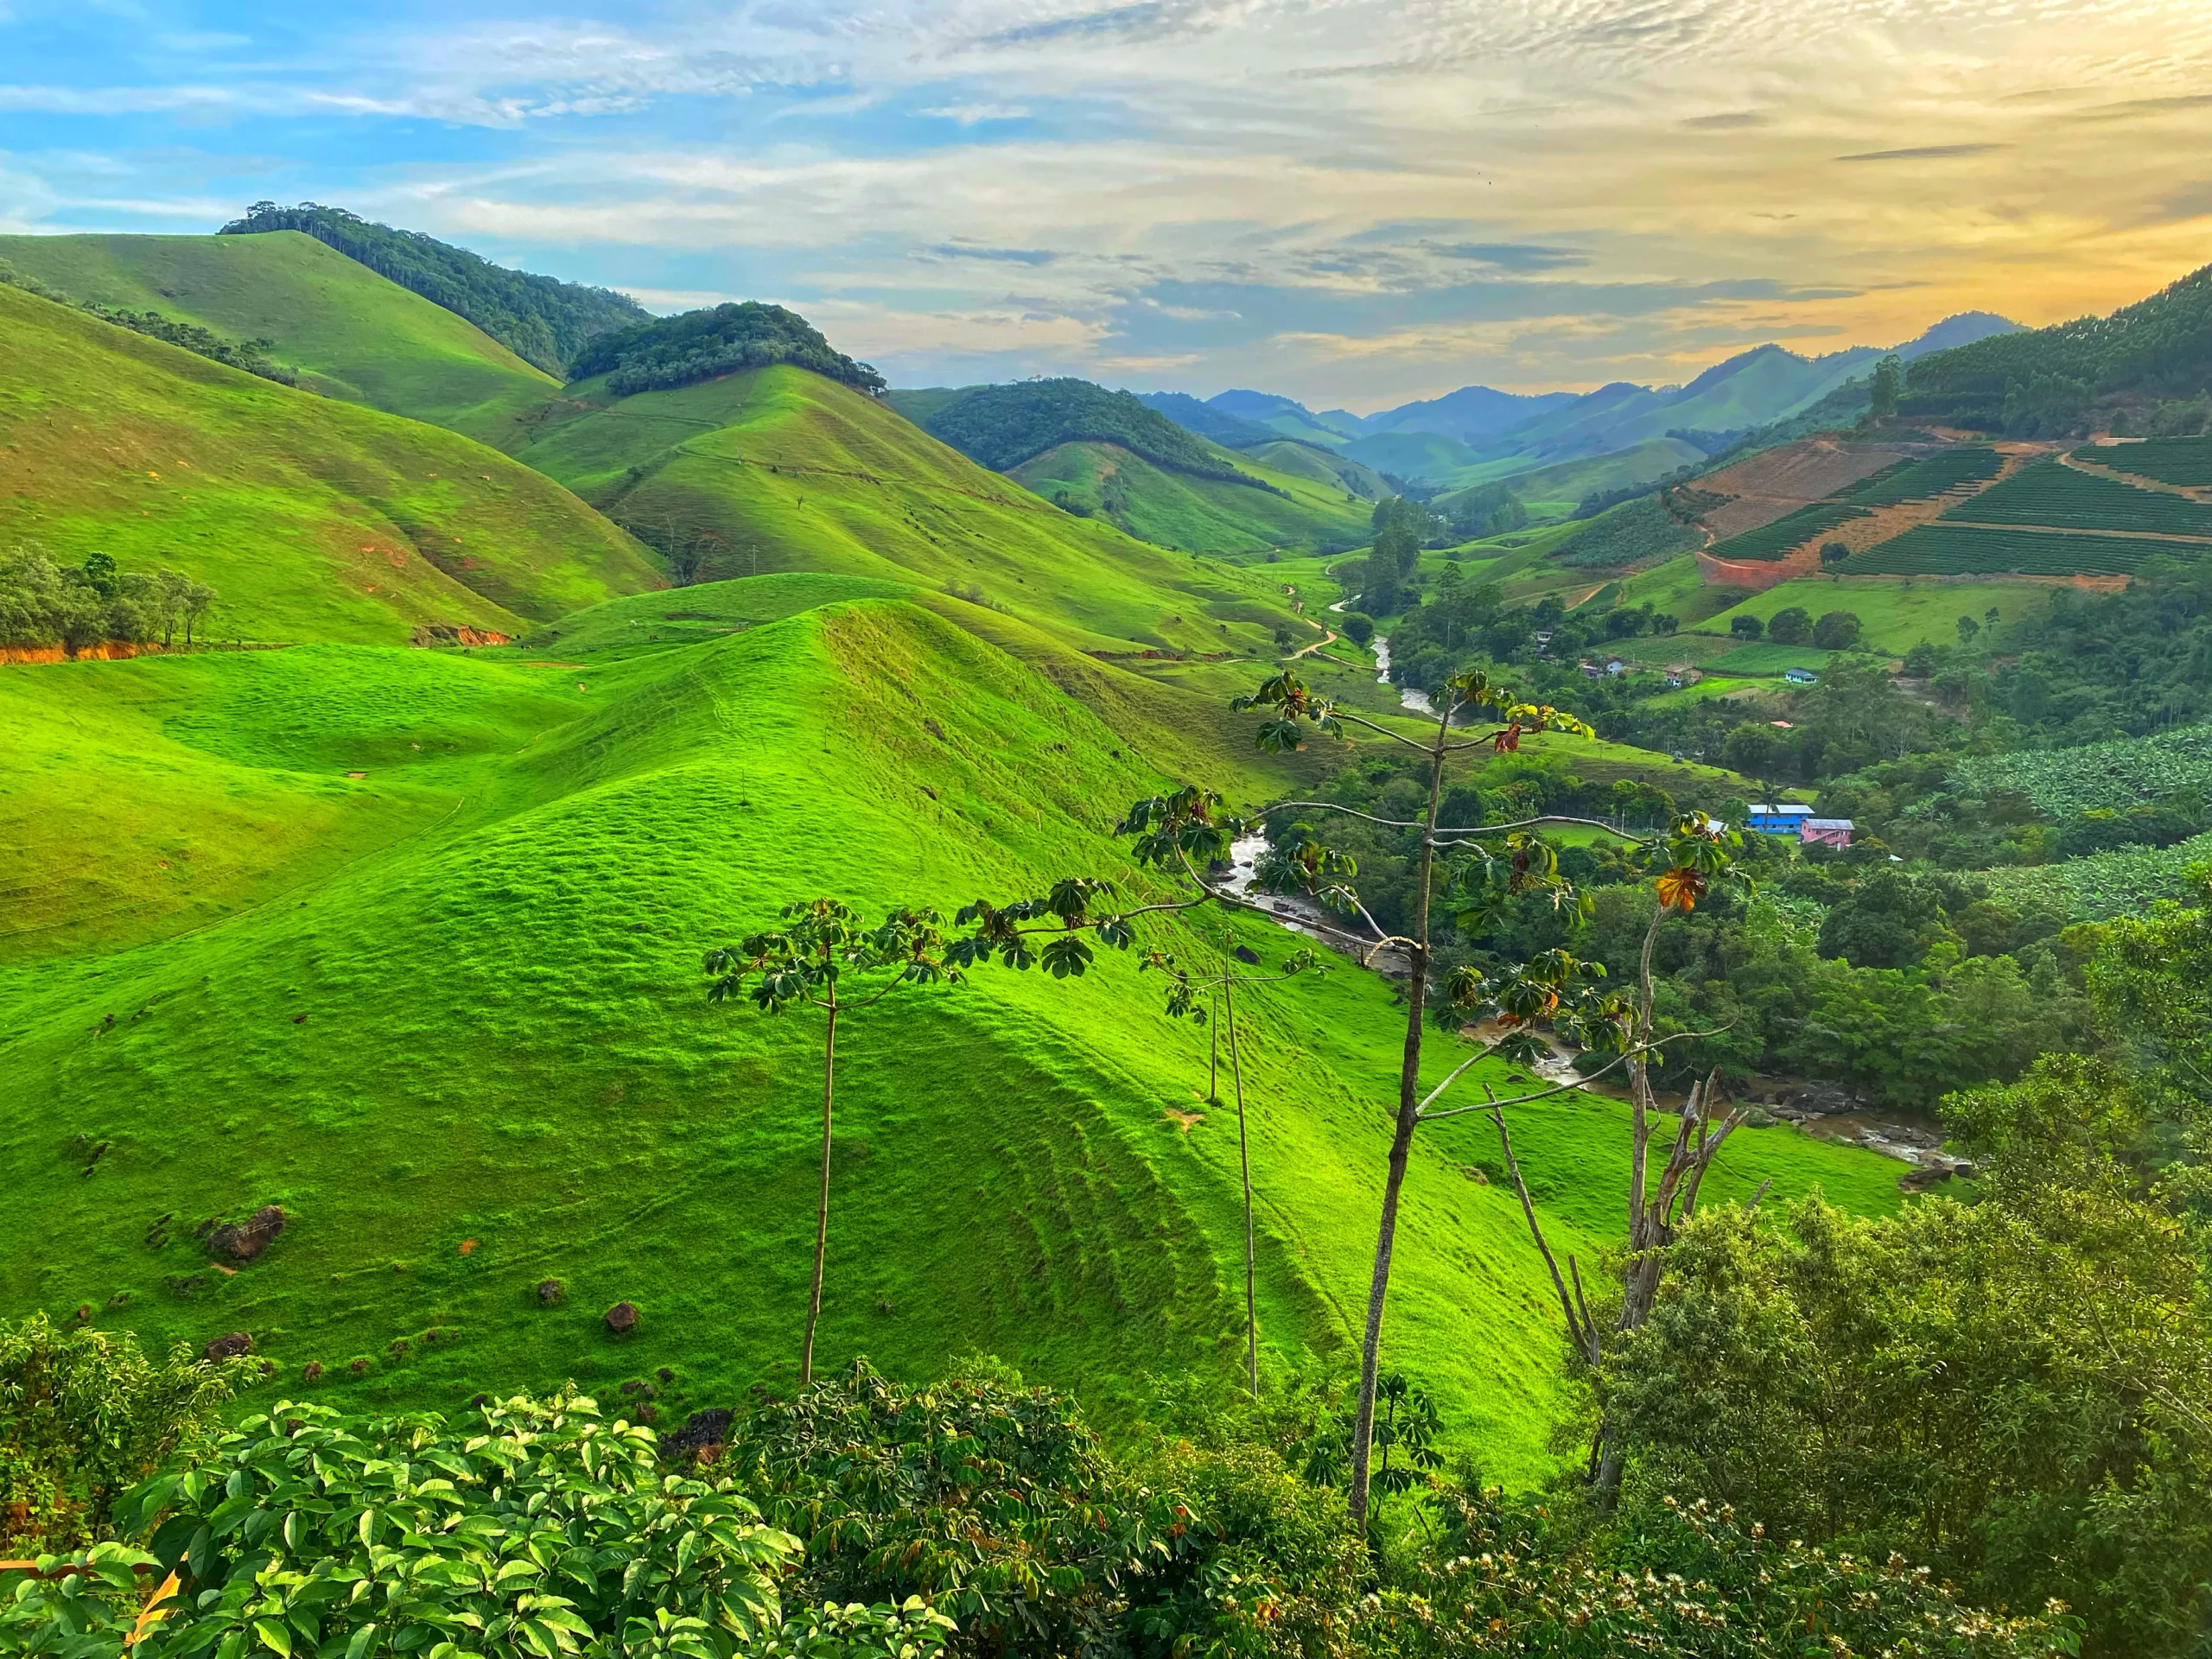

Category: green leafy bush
[0, 1316, 240, 1556]
[0, 1391, 950, 1659]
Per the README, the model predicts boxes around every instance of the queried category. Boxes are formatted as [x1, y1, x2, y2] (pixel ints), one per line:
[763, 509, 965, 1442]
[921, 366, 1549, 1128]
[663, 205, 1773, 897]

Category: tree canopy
[570, 303, 887, 398]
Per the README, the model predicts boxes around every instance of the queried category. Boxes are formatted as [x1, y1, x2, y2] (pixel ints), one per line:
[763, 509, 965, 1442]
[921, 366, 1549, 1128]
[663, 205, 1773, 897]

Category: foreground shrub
[0, 1315, 240, 1555]
[1366, 1487, 2082, 1656]
[0, 1392, 949, 1659]
[727, 1359, 1360, 1658]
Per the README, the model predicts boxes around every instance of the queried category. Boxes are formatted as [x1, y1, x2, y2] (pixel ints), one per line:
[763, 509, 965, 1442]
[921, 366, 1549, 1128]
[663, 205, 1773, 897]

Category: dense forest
[1904, 257, 2212, 435]
[219, 201, 645, 375]
[917, 378, 1268, 480]
[567, 301, 887, 397]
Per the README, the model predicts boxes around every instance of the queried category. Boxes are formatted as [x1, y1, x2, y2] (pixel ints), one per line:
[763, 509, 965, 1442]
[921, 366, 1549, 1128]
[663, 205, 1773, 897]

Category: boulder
[207, 1205, 287, 1264]
[205, 1332, 253, 1362]
[604, 1301, 639, 1335]
[537, 1279, 565, 1306]
[302, 1361, 324, 1383]
[661, 1408, 734, 1464]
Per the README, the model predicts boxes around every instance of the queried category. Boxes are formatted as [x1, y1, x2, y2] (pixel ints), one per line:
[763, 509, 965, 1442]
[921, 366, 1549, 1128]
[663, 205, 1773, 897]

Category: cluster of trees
[0, 549, 216, 653]
[1382, 577, 1676, 696]
[1901, 256, 2212, 435]
[1726, 607, 1860, 647]
[219, 201, 645, 376]
[1436, 480, 1526, 543]
[1353, 496, 1440, 616]
[915, 378, 1262, 482]
[569, 302, 887, 399]
[0, 261, 294, 385]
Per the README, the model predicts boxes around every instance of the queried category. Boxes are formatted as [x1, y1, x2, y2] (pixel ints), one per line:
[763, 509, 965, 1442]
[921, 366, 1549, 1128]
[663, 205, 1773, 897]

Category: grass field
[0, 595, 1902, 1482]
[498, 364, 1306, 661]
[0, 231, 558, 443]
[0, 281, 659, 643]
[1005, 440, 1371, 558]
[1699, 576, 2057, 653]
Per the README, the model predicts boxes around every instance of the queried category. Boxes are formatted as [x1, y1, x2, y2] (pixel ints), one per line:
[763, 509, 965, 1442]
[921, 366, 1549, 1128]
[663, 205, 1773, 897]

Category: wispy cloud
[7, 0, 2212, 403]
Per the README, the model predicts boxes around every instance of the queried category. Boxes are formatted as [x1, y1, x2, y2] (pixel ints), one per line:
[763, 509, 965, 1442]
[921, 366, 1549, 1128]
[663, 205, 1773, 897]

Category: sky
[2, 1, 2210, 410]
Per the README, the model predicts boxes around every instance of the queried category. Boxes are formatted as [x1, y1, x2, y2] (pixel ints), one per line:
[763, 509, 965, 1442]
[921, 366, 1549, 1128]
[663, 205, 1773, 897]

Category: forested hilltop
[219, 201, 645, 374]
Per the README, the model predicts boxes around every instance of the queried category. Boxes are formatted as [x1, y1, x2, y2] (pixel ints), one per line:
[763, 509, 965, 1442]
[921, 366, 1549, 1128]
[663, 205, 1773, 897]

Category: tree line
[0, 549, 216, 653]
[568, 301, 887, 400]
[0, 260, 294, 385]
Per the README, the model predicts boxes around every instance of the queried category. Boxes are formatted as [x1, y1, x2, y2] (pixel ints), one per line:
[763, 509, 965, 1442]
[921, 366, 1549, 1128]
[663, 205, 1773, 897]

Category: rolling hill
[499, 363, 1309, 652]
[0, 279, 659, 645]
[884, 378, 1372, 558]
[0, 230, 563, 443]
[0, 584, 1904, 1478]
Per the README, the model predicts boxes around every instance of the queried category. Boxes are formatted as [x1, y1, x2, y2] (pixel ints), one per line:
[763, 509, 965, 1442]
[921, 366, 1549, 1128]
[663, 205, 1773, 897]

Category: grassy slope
[498, 364, 1305, 658]
[1237, 441, 1389, 501]
[0, 597, 1900, 1479]
[1005, 441, 1372, 558]
[0, 283, 661, 643]
[0, 231, 557, 444]
[1700, 577, 2056, 655]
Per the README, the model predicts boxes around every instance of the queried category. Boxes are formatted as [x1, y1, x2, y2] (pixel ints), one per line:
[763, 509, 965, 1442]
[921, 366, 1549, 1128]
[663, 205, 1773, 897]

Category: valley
[4, 196, 2210, 1659]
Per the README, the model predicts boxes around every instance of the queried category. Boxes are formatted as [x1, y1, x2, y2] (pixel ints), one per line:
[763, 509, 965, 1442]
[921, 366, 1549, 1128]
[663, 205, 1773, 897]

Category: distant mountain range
[1141, 312, 2023, 489]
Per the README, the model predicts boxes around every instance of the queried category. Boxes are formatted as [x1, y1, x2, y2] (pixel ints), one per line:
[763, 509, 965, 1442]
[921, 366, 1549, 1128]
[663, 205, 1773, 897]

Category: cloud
[1425, 242, 1592, 271]
[1835, 143, 2010, 163]
[919, 102, 1031, 124]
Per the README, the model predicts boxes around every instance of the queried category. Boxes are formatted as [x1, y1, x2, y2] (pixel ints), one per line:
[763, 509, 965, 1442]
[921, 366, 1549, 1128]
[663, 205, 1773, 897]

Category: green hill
[1007, 441, 1373, 557]
[0, 589, 1903, 1478]
[1236, 440, 1390, 500]
[216, 202, 645, 375]
[1904, 259, 2212, 435]
[893, 378, 1254, 479]
[0, 281, 659, 645]
[0, 230, 563, 442]
[499, 362, 1306, 653]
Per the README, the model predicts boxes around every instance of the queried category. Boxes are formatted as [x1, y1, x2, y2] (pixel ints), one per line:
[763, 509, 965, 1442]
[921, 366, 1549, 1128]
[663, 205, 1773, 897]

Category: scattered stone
[1232, 945, 1262, 965]
[144, 1213, 173, 1249]
[537, 1279, 565, 1306]
[469, 1393, 489, 1408]
[388, 1338, 411, 1356]
[257, 1360, 276, 1376]
[1462, 1165, 1490, 1185]
[293, 1014, 308, 1026]
[302, 1362, 324, 1383]
[635, 1402, 658, 1424]
[205, 1332, 253, 1362]
[656, 1368, 674, 1384]
[348, 1357, 370, 1376]
[207, 1205, 287, 1265]
[922, 718, 945, 741]
[660, 1408, 734, 1464]
[604, 1301, 639, 1335]
[876, 1300, 896, 1315]
[73, 1304, 92, 1322]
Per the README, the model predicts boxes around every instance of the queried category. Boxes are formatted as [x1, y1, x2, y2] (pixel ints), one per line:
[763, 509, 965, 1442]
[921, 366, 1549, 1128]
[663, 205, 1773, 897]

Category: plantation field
[1981, 830, 2212, 920]
[0, 597, 1901, 1482]
[1700, 576, 2055, 653]
[2077, 437, 2212, 488]
[1706, 500, 1868, 562]
[1942, 460, 2212, 537]
[0, 281, 659, 643]
[1550, 497, 1701, 569]
[1834, 446, 2003, 506]
[1843, 523, 2198, 577]
[1951, 723, 2212, 816]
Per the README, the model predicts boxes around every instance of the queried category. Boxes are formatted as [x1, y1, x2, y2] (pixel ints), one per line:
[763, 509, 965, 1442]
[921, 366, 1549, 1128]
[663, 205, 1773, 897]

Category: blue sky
[3, 0, 2211, 407]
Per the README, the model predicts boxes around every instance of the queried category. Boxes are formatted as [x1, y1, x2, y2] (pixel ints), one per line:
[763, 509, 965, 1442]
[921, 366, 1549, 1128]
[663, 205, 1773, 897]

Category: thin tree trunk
[1209, 989, 1221, 1103]
[1349, 715, 1446, 1529]
[802, 1000, 838, 1387]
[1225, 976, 1257, 1398]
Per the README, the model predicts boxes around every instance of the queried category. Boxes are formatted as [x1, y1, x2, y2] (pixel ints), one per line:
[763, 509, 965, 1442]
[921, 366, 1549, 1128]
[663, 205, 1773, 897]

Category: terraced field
[1835, 446, 2004, 506]
[1842, 523, 2186, 576]
[2080, 437, 2212, 488]
[1942, 460, 2212, 537]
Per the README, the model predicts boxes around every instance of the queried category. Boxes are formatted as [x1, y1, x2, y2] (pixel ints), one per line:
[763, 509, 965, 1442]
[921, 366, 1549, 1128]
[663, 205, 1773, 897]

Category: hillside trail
[2061, 447, 2212, 504]
[1287, 629, 1340, 658]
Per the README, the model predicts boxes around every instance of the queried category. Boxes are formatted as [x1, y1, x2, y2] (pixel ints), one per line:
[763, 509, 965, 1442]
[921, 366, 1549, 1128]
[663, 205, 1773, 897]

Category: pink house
[1800, 817, 1854, 849]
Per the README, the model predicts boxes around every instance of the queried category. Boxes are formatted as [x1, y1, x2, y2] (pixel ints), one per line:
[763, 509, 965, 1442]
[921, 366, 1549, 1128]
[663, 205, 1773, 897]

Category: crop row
[1939, 460, 2212, 537]
[1980, 830, 2212, 920]
[1705, 501, 1868, 563]
[2075, 437, 2212, 488]
[1834, 447, 2003, 507]
[1841, 523, 2195, 576]
[1952, 722, 2212, 817]
[1554, 496, 1703, 568]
